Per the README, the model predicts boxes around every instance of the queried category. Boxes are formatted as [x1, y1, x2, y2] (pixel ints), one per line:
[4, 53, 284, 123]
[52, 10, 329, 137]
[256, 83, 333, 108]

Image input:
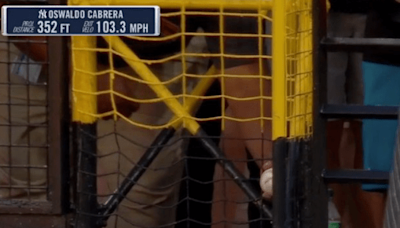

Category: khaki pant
[96, 34, 209, 228]
[96, 66, 187, 228]
[97, 109, 186, 228]
[0, 35, 48, 200]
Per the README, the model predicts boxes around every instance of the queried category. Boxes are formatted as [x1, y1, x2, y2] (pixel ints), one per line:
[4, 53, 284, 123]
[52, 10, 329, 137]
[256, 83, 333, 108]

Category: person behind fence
[0, 34, 139, 200]
[100, 7, 275, 217]
[211, 11, 273, 228]
[185, 10, 274, 197]
[0, 35, 49, 200]
[179, 12, 274, 228]
[361, 0, 400, 227]
[96, 10, 274, 227]
[94, 29, 212, 228]
[324, 1, 380, 228]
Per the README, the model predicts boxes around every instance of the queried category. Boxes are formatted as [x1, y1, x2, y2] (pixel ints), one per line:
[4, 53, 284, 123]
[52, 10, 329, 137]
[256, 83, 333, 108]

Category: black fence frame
[308, 0, 329, 227]
[273, 1, 329, 227]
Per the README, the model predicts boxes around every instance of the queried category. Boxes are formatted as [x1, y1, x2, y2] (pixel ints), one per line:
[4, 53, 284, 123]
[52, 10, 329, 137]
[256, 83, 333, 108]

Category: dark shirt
[363, 0, 400, 66]
[329, 0, 371, 14]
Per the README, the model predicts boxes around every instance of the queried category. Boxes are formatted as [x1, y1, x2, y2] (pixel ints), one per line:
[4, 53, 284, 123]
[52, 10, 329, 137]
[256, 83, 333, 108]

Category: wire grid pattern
[0, 34, 49, 201]
[71, 14, 273, 130]
[286, 0, 313, 139]
[70, 1, 314, 228]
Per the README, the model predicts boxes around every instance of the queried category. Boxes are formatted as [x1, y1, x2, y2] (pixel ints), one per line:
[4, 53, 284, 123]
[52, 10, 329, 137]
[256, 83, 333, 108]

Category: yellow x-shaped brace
[103, 36, 215, 135]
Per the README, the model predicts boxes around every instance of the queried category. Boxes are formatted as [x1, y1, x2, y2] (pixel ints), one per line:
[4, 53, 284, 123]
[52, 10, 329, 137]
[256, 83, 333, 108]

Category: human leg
[212, 107, 249, 228]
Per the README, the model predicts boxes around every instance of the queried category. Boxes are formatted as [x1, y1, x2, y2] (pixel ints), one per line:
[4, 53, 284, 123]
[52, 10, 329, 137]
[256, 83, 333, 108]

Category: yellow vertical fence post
[272, 0, 287, 139]
[71, 36, 98, 123]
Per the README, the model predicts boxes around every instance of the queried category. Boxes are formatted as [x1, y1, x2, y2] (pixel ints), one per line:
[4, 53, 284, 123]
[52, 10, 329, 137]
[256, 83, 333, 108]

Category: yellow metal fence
[70, 0, 313, 139]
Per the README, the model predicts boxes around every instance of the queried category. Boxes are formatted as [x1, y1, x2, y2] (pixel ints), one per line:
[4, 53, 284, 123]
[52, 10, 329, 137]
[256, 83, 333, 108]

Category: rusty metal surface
[0, 201, 53, 214]
[0, 214, 70, 228]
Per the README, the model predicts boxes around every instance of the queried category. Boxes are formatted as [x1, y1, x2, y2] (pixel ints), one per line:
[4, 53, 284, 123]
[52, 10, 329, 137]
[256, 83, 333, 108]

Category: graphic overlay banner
[1, 6, 160, 36]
